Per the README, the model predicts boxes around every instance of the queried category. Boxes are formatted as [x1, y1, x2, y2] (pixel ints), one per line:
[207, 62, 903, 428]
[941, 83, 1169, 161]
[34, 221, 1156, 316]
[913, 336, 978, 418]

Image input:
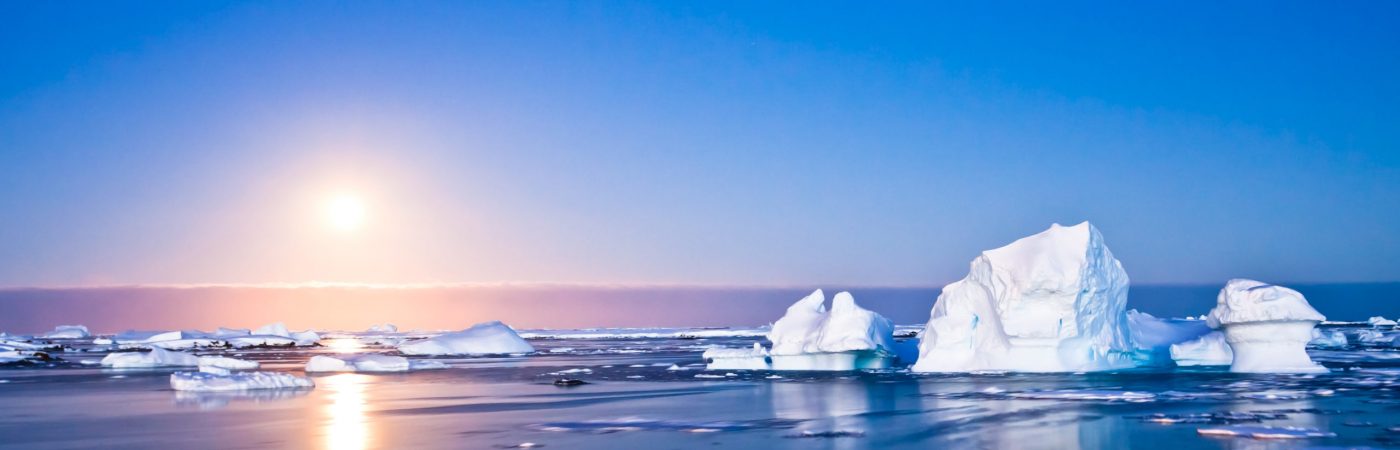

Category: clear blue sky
[2, 1, 1397, 287]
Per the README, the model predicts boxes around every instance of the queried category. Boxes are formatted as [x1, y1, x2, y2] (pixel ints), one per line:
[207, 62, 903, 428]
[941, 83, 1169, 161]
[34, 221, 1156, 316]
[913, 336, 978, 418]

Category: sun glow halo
[326, 195, 366, 232]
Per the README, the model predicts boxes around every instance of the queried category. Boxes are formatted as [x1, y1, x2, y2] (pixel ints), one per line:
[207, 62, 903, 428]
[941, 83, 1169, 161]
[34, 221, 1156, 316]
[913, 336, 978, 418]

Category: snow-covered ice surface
[5, 323, 1400, 449]
[398, 321, 536, 355]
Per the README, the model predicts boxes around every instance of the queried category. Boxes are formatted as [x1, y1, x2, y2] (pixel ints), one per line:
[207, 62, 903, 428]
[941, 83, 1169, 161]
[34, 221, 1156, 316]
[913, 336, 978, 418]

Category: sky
[2, 1, 1398, 289]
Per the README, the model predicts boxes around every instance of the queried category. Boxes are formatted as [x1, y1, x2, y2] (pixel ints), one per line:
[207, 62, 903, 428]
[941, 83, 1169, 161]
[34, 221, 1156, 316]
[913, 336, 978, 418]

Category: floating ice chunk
[254, 323, 291, 337]
[42, 325, 90, 339]
[913, 222, 1135, 373]
[226, 335, 298, 348]
[716, 290, 897, 371]
[101, 348, 200, 368]
[213, 327, 251, 338]
[702, 343, 772, 370]
[198, 356, 259, 370]
[290, 330, 320, 346]
[305, 354, 444, 372]
[170, 371, 314, 392]
[367, 323, 398, 333]
[1127, 310, 1211, 365]
[397, 321, 535, 356]
[1309, 329, 1348, 348]
[1195, 425, 1335, 439]
[0, 350, 52, 365]
[1207, 279, 1327, 374]
[1368, 316, 1397, 327]
[1169, 331, 1233, 366]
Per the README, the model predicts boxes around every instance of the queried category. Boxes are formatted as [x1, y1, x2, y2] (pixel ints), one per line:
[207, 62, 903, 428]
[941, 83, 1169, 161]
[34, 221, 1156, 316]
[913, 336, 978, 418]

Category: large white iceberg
[1206, 279, 1327, 374]
[1368, 316, 1397, 328]
[1169, 331, 1232, 366]
[913, 222, 1135, 373]
[703, 290, 896, 371]
[42, 325, 91, 339]
[305, 354, 446, 372]
[170, 371, 314, 392]
[397, 321, 535, 356]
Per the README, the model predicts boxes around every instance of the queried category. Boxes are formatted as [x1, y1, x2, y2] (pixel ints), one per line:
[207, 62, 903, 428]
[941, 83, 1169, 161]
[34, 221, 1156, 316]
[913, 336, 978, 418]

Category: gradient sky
[2, 1, 1397, 288]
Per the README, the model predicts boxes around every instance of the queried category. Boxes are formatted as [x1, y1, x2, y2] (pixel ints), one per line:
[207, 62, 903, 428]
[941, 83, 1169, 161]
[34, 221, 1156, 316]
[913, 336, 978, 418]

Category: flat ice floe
[1195, 425, 1335, 439]
[398, 321, 535, 355]
[914, 222, 1135, 373]
[305, 354, 447, 372]
[170, 371, 315, 392]
[100, 347, 259, 369]
[1207, 279, 1328, 373]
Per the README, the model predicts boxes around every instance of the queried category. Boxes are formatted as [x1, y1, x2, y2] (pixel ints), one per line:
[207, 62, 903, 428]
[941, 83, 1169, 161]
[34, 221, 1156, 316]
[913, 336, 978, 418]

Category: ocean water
[3, 324, 1400, 449]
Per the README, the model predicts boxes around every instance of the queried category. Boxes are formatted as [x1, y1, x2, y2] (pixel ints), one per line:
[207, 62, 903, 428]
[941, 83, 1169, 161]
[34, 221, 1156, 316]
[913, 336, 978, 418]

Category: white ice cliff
[397, 321, 535, 356]
[913, 222, 1135, 373]
[1206, 279, 1327, 374]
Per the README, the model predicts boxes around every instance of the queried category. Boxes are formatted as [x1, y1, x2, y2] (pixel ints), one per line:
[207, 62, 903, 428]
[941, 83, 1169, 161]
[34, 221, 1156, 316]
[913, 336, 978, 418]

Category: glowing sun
[325, 195, 366, 231]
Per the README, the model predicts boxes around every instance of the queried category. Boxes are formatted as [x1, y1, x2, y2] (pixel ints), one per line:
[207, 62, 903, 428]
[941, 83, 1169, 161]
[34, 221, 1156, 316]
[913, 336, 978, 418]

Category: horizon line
[3, 280, 1398, 292]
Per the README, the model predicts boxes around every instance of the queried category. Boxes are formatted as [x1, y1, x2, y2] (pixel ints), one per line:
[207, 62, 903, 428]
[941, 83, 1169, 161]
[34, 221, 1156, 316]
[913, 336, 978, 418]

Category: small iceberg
[170, 371, 315, 392]
[1206, 279, 1327, 374]
[703, 290, 896, 371]
[913, 222, 1135, 373]
[1169, 331, 1232, 366]
[1369, 316, 1397, 327]
[42, 325, 90, 339]
[305, 354, 447, 372]
[1309, 329, 1348, 348]
[397, 321, 535, 356]
[367, 323, 398, 333]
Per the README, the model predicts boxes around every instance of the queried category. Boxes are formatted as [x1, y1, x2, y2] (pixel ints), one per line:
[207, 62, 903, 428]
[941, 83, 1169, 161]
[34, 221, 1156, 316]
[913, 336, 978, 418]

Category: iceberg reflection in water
[1, 326, 1399, 449]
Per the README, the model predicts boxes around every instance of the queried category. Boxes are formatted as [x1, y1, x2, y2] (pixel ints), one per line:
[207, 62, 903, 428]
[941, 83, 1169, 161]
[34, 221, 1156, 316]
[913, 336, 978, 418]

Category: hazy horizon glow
[2, 2, 1398, 288]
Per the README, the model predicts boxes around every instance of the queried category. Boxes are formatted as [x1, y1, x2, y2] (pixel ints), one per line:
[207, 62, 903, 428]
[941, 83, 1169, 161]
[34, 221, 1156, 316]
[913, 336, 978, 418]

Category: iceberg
[768, 291, 896, 370]
[42, 325, 90, 339]
[170, 371, 314, 392]
[398, 321, 535, 356]
[367, 323, 398, 333]
[1309, 329, 1348, 348]
[305, 354, 447, 372]
[1206, 279, 1327, 374]
[1168, 331, 1232, 366]
[1368, 316, 1397, 327]
[703, 290, 897, 371]
[913, 222, 1135, 373]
